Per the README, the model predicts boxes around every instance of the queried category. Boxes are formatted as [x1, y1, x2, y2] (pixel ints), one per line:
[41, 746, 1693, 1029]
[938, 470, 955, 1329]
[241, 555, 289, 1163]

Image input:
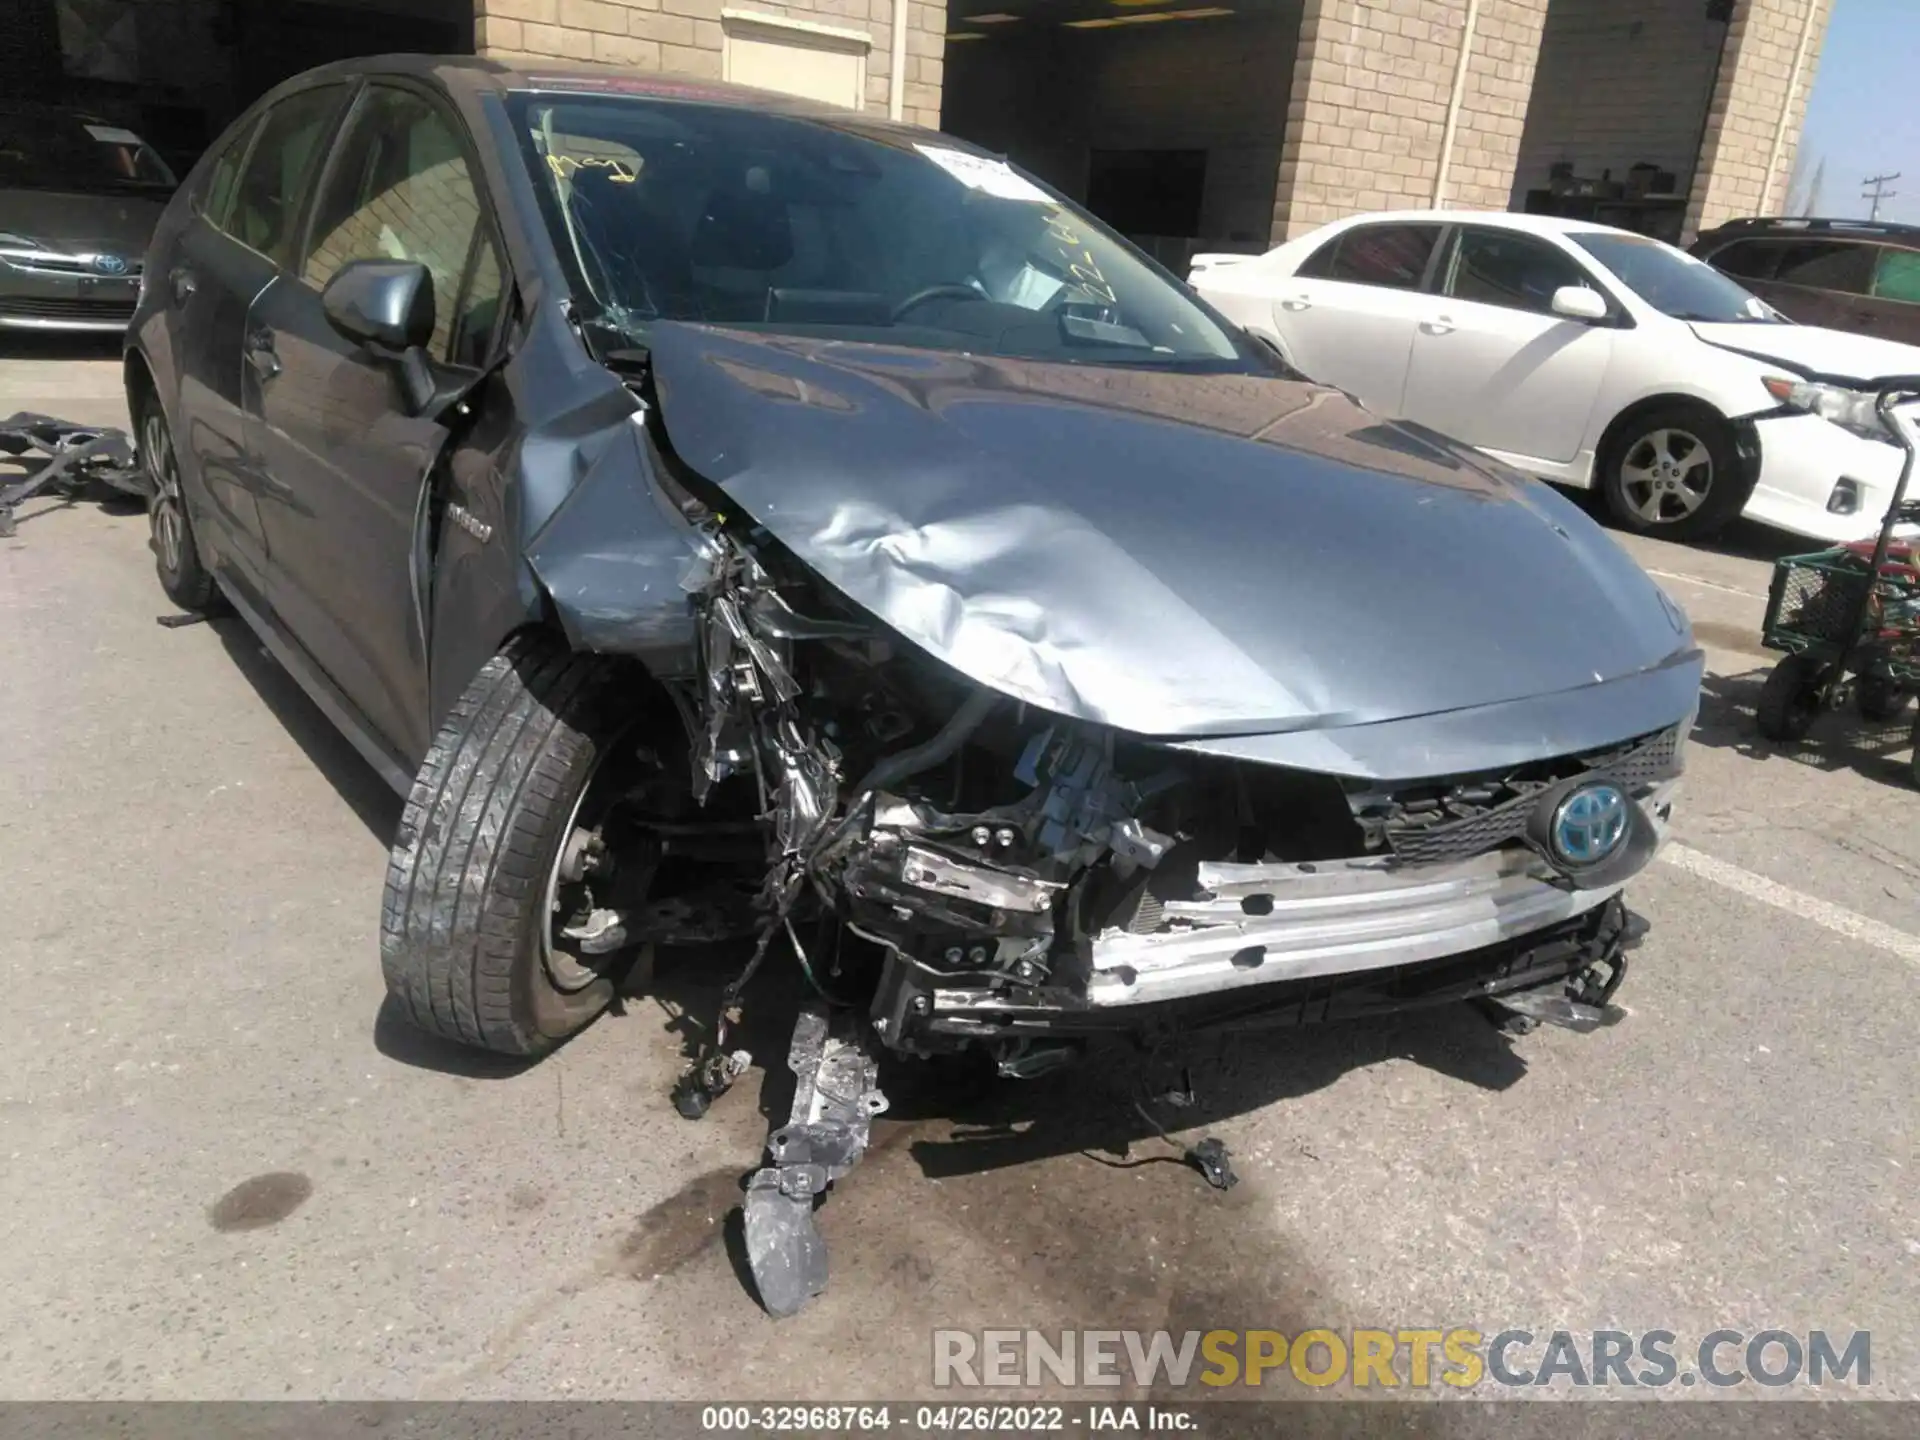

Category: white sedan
[1191, 211, 1920, 542]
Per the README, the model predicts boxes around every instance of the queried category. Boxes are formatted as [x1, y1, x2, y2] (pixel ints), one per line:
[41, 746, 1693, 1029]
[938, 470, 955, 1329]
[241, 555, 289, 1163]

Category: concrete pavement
[2, 343, 1915, 1404]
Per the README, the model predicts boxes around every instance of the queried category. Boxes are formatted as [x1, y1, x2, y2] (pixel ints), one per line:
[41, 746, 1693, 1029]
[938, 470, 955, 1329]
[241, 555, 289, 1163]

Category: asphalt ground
[2, 336, 1915, 1410]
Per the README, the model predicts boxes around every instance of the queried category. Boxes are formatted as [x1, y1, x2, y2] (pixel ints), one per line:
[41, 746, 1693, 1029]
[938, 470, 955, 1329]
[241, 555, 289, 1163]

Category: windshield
[507, 93, 1248, 368]
[1570, 231, 1779, 324]
[0, 116, 175, 193]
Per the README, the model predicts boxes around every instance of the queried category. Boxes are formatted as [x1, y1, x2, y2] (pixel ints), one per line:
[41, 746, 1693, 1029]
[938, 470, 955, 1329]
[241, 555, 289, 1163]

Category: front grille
[0, 296, 135, 321]
[1373, 727, 1681, 868]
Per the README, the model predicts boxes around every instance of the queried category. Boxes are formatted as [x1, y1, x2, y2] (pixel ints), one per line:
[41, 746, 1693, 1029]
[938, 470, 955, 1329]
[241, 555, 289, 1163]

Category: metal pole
[1432, 0, 1483, 208]
[1762, 0, 1821, 214]
[889, 0, 910, 121]
[1863, 173, 1901, 222]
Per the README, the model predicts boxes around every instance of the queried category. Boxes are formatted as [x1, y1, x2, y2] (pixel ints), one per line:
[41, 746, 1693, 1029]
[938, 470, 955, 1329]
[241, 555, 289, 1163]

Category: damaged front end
[632, 515, 1677, 1312]
[666, 523, 1679, 1063]
[527, 332, 1697, 1318]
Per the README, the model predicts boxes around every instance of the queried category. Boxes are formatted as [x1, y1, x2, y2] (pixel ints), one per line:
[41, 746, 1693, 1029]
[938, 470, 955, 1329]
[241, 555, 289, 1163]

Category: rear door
[1269, 222, 1439, 414]
[245, 81, 507, 763]
[1399, 226, 1615, 465]
[168, 86, 350, 591]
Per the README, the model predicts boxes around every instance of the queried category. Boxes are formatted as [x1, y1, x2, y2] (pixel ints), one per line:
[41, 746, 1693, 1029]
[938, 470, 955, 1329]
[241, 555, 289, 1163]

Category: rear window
[1768, 239, 1875, 295]
[1307, 224, 1439, 290]
[1872, 247, 1920, 306]
[0, 114, 176, 194]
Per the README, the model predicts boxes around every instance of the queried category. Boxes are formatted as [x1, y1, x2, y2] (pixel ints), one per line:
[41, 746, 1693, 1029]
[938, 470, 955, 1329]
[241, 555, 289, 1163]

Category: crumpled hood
[646, 324, 1693, 740]
[1691, 321, 1920, 384]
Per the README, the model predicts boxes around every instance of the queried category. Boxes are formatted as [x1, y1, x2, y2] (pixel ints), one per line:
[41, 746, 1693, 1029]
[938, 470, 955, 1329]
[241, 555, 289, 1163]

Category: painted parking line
[1643, 567, 1765, 601]
[1661, 841, 1920, 970]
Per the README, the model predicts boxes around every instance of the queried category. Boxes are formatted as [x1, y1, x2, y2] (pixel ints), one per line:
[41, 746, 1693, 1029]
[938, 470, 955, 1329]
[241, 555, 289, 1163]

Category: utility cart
[1755, 374, 1920, 785]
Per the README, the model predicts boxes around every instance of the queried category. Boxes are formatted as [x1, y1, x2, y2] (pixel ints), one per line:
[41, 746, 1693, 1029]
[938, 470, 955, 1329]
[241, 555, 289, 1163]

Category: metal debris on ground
[0, 413, 145, 538]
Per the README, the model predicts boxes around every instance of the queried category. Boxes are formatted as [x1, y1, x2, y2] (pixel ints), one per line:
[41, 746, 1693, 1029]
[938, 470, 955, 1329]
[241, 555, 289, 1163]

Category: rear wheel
[1755, 653, 1828, 743]
[141, 400, 222, 613]
[381, 633, 654, 1058]
[1599, 405, 1747, 542]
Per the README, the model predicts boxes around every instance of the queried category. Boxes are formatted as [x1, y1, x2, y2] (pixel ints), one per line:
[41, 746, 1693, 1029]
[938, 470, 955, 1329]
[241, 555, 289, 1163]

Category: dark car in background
[125, 56, 1696, 1313]
[0, 101, 177, 333]
[1691, 216, 1920, 346]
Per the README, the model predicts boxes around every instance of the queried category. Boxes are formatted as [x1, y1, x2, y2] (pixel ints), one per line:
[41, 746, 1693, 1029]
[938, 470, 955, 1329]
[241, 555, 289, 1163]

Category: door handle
[1421, 316, 1456, 335]
[244, 329, 281, 379]
[170, 266, 196, 305]
[1280, 296, 1313, 312]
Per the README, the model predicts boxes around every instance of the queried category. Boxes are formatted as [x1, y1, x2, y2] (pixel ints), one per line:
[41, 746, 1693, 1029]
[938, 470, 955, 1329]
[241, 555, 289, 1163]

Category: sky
[1796, 0, 1920, 224]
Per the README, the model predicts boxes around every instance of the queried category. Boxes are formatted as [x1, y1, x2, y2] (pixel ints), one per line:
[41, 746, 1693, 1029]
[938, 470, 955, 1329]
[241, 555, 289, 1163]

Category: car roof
[261, 53, 924, 139]
[1696, 215, 1920, 243]
[1304, 209, 1638, 242]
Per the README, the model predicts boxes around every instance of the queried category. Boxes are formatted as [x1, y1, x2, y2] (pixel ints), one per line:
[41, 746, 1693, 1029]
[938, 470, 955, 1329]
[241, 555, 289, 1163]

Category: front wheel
[1755, 653, 1828, 743]
[381, 634, 650, 1058]
[1599, 406, 1747, 542]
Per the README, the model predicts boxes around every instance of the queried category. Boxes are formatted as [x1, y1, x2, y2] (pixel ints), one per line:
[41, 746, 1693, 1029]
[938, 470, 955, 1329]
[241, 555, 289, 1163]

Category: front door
[1400, 227, 1615, 467]
[246, 82, 505, 765]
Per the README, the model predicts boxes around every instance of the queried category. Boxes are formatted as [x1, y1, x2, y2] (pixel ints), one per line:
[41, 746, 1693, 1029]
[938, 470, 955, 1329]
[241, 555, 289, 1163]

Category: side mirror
[322, 259, 435, 353]
[1551, 285, 1610, 323]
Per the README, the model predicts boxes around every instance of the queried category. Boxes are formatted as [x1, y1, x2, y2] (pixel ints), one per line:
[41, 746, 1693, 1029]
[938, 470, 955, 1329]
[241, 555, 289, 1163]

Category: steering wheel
[891, 283, 982, 322]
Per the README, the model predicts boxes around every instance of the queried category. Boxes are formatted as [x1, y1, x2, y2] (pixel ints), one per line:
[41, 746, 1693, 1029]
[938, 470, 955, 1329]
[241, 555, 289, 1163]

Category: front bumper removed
[908, 780, 1673, 1037]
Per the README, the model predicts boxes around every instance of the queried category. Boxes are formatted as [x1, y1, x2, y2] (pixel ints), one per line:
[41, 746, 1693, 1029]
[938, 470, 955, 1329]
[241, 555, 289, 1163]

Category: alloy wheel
[144, 409, 185, 576]
[1619, 427, 1713, 526]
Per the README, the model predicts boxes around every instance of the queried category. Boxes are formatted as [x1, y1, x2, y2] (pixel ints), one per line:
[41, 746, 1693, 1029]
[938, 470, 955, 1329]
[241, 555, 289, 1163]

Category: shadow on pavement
[371, 994, 544, 1079]
[1693, 661, 1916, 787]
[205, 612, 405, 841]
[0, 332, 125, 364]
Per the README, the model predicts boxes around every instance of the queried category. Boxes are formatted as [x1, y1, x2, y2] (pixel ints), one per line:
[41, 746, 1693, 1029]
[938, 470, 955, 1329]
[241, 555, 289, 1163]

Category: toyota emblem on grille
[1550, 784, 1629, 867]
[93, 254, 130, 276]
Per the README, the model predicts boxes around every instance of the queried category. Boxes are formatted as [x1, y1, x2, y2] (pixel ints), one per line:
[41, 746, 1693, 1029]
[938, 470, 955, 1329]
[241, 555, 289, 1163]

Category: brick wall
[473, 0, 947, 125]
[1685, 0, 1830, 235]
[1510, 0, 1727, 203]
[1270, 0, 1550, 239]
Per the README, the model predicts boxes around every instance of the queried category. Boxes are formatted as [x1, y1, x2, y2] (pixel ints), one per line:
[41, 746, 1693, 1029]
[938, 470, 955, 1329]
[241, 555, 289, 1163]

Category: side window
[1871, 247, 1920, 305]
[197, 116, 258, 231]
[1446, 229, 1591, 314]
[1768, 240, 1875, 295]
[303, 85, 490, 362]
[1705, 238, 1781, 282]
[449, 229, 506, 369]
[1295, 234, 1342, 280]
[1323, 225, 1439, 290]
[228, 85, 348, 263]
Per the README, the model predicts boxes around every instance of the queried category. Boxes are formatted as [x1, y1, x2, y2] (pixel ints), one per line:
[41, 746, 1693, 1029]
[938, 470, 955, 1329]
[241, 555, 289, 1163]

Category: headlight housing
[1764, 375, 1892, 442]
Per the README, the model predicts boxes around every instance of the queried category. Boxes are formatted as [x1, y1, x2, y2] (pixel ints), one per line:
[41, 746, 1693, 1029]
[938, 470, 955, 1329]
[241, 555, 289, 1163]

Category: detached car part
[0, 413, 144, 537]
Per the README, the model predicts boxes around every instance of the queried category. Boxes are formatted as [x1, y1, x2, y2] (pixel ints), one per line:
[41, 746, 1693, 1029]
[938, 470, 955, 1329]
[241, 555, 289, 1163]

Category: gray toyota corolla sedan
[1, 101, 176, 332]
[126, 56, 1700, 1313]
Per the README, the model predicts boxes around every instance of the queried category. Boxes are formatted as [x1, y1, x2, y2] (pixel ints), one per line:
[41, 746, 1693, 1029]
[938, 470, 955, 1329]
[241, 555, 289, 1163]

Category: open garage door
[940, 0, 1303, 273]
[1510, 0, 1731, 243]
